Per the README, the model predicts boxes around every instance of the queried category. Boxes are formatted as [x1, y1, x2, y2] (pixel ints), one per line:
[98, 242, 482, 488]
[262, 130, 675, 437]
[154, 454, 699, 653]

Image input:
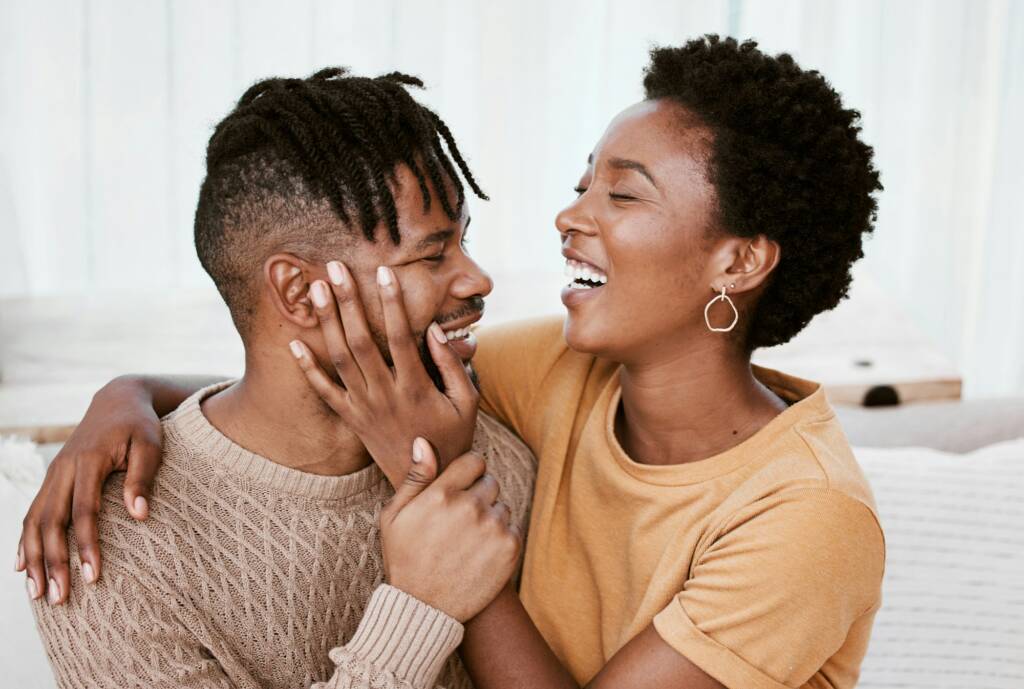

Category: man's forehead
[397, 203, 469, 244]
[359, 209, 468, 262]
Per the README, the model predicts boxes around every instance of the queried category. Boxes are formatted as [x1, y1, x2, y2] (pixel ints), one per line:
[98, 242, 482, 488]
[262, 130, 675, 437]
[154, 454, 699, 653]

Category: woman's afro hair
[643, 35, 882, 350]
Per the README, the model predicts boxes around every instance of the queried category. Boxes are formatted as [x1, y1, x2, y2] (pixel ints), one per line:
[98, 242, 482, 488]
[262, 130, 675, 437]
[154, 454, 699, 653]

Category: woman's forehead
[593, 100, 711, 173]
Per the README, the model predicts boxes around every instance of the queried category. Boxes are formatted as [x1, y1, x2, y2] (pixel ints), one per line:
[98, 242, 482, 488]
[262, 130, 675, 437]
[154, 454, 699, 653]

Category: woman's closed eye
[573, 186, 638, 202]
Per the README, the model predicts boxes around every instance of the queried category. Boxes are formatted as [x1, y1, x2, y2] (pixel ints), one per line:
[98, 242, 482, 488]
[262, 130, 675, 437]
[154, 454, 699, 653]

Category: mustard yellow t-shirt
[474, 316, 885, 689]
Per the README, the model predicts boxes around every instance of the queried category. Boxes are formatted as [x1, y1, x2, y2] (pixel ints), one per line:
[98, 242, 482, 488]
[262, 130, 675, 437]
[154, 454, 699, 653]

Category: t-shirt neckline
[603, 365, 832, 487]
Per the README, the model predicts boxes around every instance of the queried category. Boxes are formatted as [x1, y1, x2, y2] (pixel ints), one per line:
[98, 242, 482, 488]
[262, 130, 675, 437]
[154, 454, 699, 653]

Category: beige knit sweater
[32, 382, 537, 689]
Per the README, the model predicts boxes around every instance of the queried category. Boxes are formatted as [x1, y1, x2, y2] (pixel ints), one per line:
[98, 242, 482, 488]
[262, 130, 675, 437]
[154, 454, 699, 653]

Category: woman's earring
[704, 285, 738, 333]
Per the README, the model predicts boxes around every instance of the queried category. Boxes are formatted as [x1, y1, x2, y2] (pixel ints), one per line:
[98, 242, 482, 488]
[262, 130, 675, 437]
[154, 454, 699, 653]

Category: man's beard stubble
[370, 295, 485, 393]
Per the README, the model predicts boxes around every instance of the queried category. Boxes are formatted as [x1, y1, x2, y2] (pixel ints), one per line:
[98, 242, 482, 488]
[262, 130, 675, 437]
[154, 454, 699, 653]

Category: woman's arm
[459, 587, 723, 689]
[17, 373, 221, 604]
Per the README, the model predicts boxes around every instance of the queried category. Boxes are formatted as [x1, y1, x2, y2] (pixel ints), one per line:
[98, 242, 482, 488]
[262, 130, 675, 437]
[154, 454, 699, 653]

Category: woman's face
[556, 99, 724, 363]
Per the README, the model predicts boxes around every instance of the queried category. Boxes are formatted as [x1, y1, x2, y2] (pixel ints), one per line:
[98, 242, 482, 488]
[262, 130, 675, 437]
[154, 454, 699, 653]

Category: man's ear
[264, 253, 319, 328]
[714, 234, 781, 295]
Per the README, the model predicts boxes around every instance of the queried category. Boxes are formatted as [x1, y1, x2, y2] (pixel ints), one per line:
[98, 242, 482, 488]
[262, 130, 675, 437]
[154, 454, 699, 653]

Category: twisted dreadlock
[194, 66, 486, 335]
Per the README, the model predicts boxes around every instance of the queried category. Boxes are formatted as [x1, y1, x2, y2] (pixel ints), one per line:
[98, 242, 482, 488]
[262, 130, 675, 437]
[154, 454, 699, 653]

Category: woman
[19, 36, 884, 688]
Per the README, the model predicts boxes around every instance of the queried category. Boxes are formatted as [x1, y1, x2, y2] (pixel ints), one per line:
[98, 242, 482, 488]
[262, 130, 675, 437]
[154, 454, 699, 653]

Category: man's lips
[438, 311, 483, 334]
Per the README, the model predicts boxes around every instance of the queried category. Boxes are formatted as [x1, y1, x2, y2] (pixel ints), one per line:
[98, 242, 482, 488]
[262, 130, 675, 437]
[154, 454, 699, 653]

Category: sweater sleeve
[313, 585, 464, 689]
[34, 578, 461, 689]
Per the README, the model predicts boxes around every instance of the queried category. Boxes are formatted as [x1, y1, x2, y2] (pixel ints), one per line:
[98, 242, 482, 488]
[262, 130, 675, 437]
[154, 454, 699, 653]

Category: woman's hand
[17, 376, 163, 604]
[290, 261, 479, 489]
[382, 439, 521, 622]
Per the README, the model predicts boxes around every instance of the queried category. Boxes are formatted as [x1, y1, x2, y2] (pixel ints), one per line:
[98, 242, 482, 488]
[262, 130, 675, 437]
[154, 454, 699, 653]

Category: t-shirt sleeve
[653, 488, 885, 689]
[473, 316, 568, 440]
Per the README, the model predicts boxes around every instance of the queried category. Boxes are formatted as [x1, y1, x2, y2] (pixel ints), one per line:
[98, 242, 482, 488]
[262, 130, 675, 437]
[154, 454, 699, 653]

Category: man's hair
[643, 35, 883, 350]
[194, 67, 486, 335]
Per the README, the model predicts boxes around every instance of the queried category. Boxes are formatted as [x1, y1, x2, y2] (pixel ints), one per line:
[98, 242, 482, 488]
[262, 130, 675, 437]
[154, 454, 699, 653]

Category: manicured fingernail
[134, 496, 148, 517]
[289, 340, 303, 359]
[310, 281, 329, 308]
[47, 578, 60, 604]
[327, 261, 345, 286]
[82, 562, 95, 584]
[412, 437, 426, 464]
[429, 322, 446, 344]
[26, 577, 38, 600]
[376, 266, 393, 287]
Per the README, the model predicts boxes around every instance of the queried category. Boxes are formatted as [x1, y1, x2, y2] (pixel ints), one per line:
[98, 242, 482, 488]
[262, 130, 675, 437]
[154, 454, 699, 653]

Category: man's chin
[465, 362, 480, 393]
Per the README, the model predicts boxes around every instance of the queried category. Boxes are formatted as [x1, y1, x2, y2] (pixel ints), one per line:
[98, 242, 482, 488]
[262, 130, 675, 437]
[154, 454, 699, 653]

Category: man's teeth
[443, 326, 471, 341]
[563, 259, 608, 287]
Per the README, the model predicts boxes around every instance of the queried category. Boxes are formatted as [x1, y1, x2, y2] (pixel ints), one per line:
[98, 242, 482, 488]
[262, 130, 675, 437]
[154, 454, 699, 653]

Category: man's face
[326, 165, 492, 387]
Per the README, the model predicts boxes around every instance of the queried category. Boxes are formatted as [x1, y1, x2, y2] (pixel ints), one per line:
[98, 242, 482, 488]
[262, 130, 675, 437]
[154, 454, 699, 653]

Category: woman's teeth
[564, 259, 608, 289]
[443, 326, 471, 341]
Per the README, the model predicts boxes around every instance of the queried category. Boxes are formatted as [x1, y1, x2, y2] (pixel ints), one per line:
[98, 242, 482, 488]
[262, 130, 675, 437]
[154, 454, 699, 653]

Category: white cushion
[856, 439, 1024, 688]
[0, 436, 51, 687]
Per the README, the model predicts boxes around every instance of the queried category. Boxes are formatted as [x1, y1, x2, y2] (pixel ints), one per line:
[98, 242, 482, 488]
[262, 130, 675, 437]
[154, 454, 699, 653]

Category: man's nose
[453, 256, 494, 300]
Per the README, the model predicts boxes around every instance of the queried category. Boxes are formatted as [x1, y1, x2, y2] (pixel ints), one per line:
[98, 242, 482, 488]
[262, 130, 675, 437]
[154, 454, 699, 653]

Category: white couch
[3, 401, 1023, 688]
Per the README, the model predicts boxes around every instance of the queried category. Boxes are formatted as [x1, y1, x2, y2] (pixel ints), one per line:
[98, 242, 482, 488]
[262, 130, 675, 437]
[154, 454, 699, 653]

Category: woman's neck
[615, 339, 788, 466]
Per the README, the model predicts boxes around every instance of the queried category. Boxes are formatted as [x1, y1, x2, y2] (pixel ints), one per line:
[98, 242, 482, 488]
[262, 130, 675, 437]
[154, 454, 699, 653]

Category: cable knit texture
[32, 381, 536, 689]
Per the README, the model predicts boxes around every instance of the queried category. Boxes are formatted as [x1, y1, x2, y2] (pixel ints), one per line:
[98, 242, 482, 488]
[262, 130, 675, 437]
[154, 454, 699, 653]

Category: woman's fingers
[289, 339, 353, 419]
[309, 274, 365, 395]
[20, 498, 47, 601]
[71, 458, 110, 586]
[376, 266, 430, 386]
[426, 323, 479, 413]
[36, 461, 78, 605]
[324, 262, 392, 389]
[122, 429, 162, 520]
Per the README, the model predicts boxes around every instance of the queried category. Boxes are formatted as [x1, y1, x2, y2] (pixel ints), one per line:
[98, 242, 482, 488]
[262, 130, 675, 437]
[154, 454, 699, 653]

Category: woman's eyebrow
[607, 156, 659, 188]
[586, 153, 659, 188]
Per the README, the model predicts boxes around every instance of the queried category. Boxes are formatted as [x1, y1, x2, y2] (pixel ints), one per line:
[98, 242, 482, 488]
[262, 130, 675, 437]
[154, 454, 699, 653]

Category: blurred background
[0, 0, 1022, 399]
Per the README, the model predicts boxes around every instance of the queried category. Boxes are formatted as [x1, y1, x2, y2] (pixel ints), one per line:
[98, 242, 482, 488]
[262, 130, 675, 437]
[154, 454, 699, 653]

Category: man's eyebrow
[414, 228, 455, 252]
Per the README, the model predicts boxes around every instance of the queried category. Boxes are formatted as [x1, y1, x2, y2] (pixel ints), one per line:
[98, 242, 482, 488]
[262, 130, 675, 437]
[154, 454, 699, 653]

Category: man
[28, 67, 535, 688]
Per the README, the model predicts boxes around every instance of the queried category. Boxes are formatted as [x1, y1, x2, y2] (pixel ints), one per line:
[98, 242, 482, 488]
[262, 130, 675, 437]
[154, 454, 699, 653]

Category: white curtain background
[0, 0, 1021, 396]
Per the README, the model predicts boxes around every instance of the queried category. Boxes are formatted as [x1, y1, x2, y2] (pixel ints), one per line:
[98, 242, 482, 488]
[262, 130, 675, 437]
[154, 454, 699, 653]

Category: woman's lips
[560, 282, 604, 308]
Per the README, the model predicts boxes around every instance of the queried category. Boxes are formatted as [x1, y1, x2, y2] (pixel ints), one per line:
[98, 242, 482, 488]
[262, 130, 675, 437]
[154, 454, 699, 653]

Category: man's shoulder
[86, 434, 220, 584]
[474, 412, 536, 468]
[473, 412, 537, 522]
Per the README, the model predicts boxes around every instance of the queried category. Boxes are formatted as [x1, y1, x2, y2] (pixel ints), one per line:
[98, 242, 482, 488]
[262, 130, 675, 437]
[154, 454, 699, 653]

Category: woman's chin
[562, 313, 610, 356]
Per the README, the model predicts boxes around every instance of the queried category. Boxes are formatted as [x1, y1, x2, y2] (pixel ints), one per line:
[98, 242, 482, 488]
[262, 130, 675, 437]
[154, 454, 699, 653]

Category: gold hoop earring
[704, 285, 738, 333]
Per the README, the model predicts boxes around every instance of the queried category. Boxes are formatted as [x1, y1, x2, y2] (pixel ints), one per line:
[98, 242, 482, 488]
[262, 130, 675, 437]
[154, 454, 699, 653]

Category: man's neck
[616, 335, 787, 466]
[201, 353, 371, 477]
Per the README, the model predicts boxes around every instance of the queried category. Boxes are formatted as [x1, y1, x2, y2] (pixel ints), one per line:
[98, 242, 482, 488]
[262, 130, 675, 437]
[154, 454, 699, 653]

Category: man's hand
[380, 439, 521, 623]
[17, 376, 162, 604]
[290, 261, 479, 489]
